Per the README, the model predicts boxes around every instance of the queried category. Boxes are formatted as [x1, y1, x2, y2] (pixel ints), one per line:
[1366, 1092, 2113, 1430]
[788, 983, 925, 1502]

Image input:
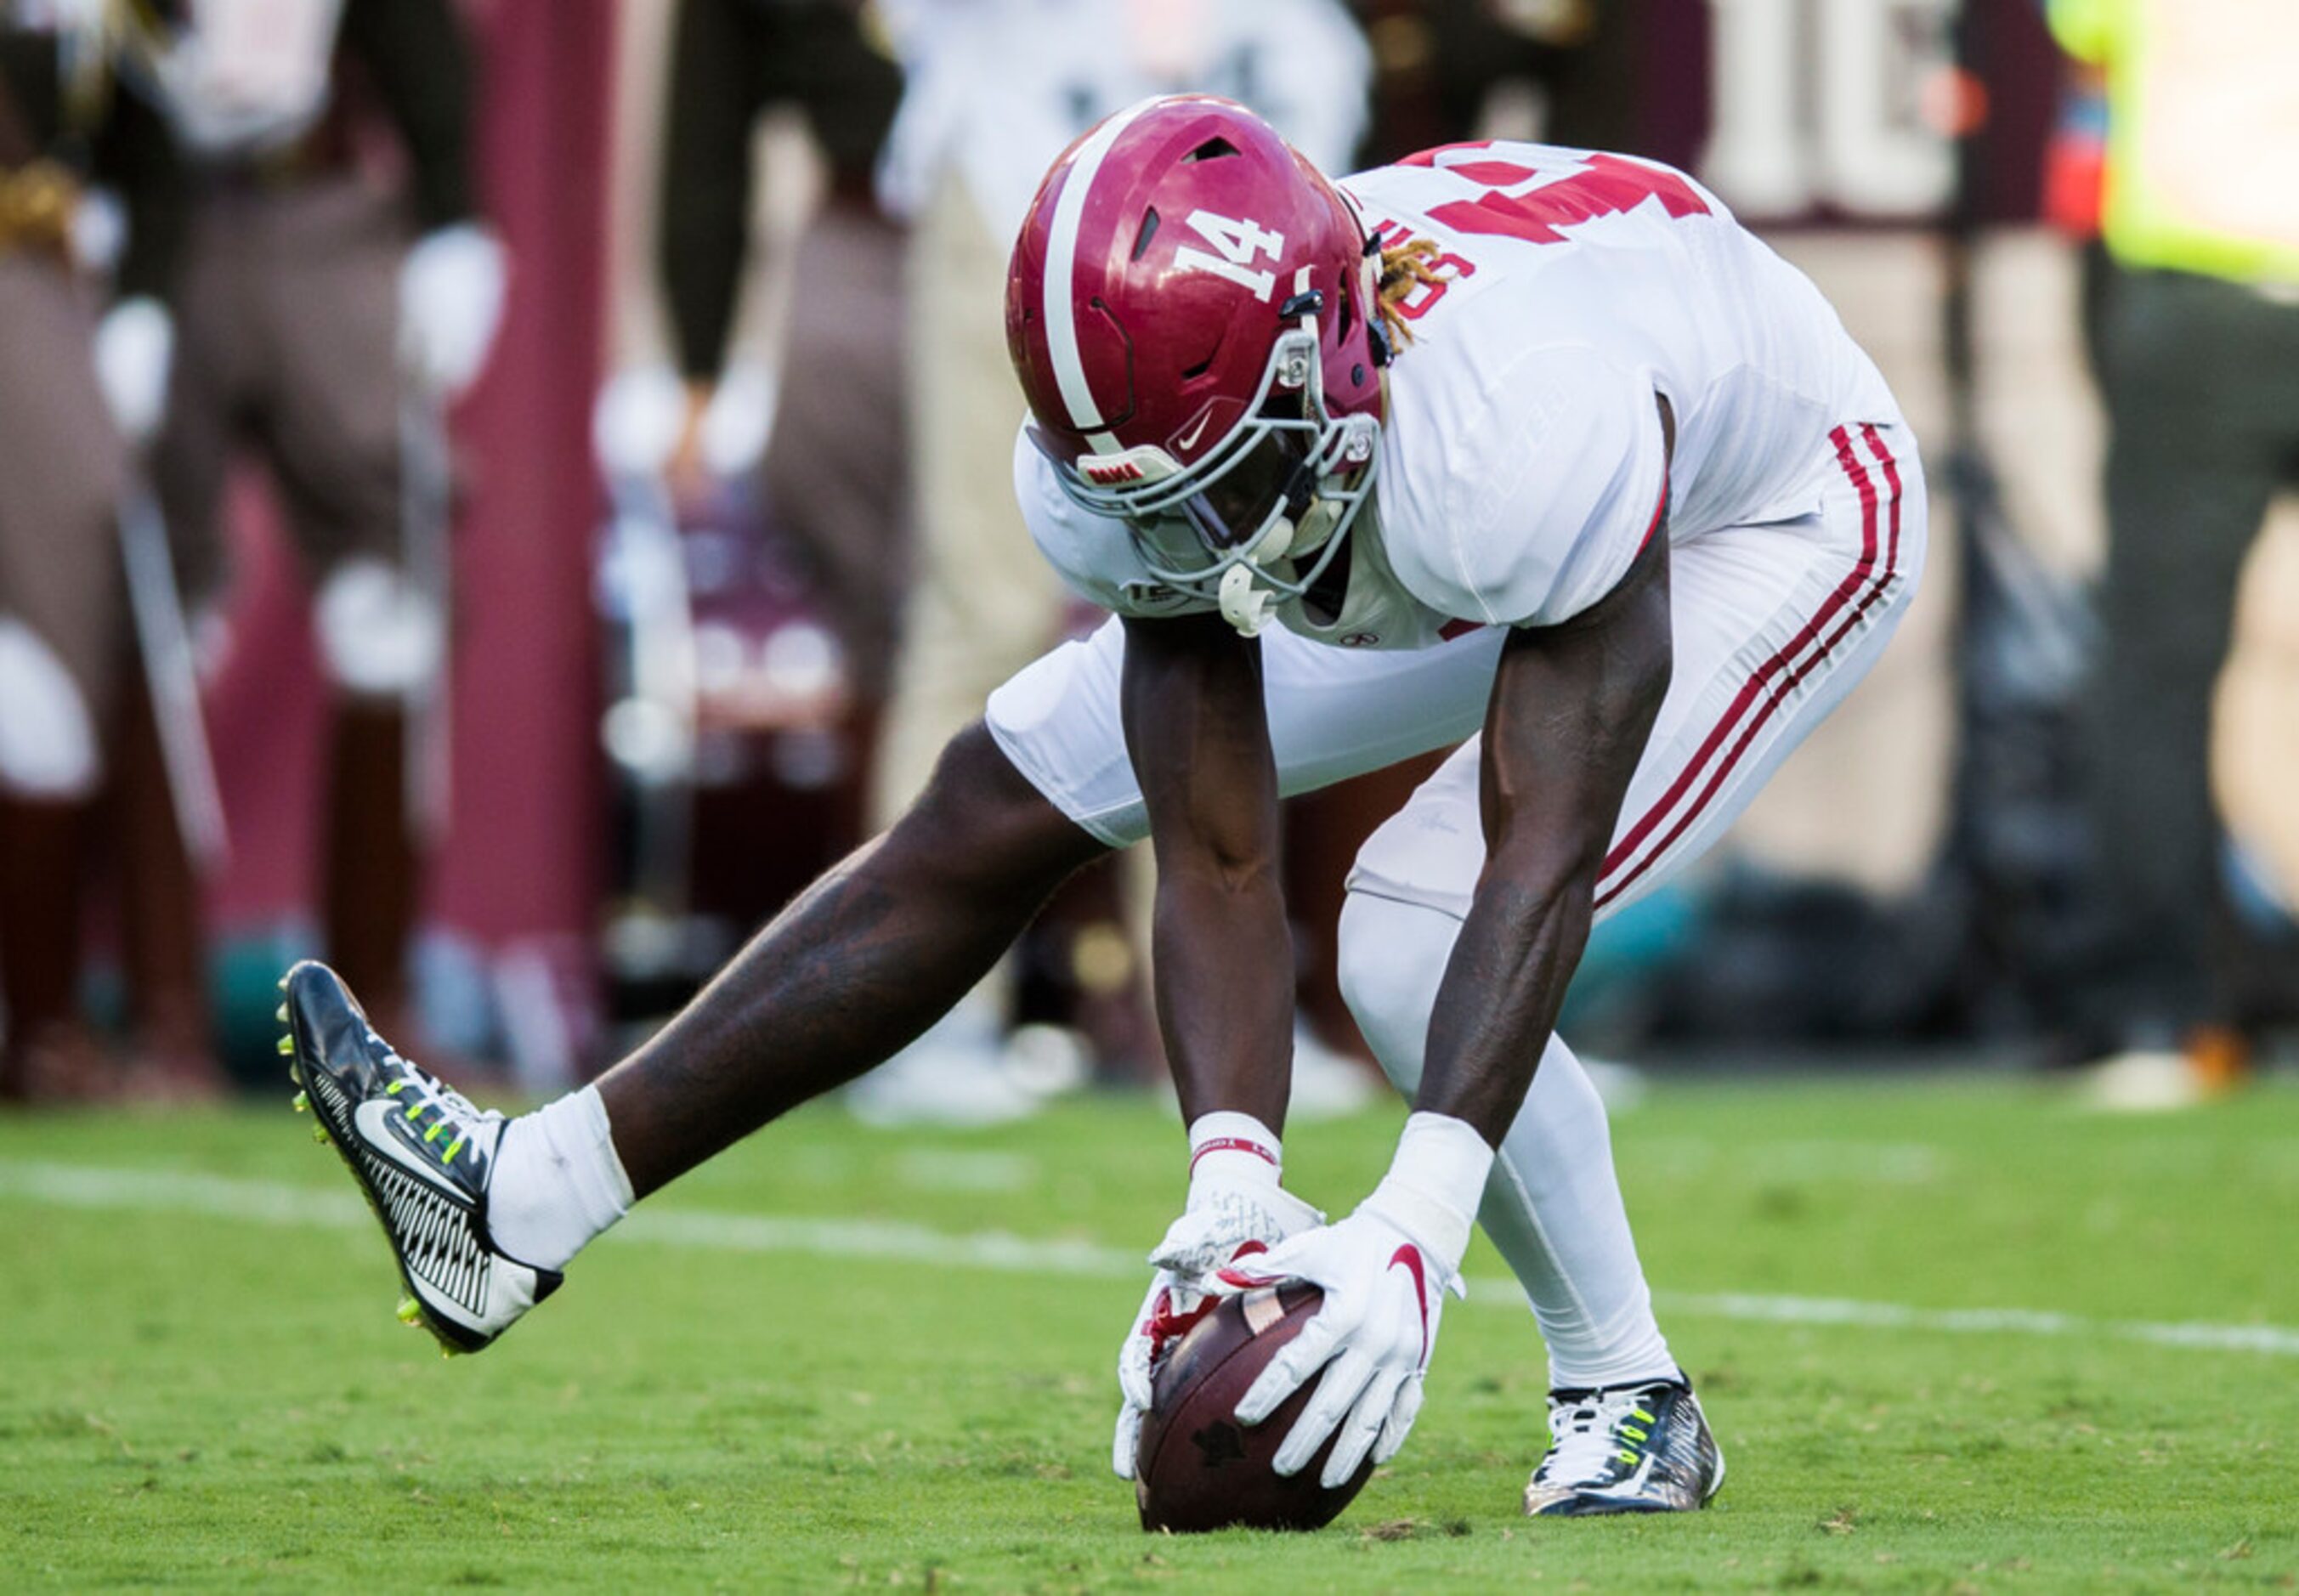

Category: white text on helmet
[1175, 211, 1286, 302]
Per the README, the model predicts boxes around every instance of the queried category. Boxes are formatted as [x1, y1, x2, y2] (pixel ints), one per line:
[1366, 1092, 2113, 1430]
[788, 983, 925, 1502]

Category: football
[1134, 1282, 1376, 1532]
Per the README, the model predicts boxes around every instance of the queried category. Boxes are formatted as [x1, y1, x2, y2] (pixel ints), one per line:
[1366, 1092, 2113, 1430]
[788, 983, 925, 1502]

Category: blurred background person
[2048, 0, 2299, 1106]
[657, 0, 906, 862]
[853, 0, 1374, 1120]
[144, 0, 504, 1055]
[0, 0, 207, 1102]
[588, 2, 915, 1103]
[0, 1, 2264, 1106]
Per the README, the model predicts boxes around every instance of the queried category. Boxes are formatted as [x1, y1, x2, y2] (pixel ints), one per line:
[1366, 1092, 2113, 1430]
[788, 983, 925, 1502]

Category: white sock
[1480, 1034, 1679, 1391]
[1339, 893, 1679, 1394]
[486, 1084, 635, 1272]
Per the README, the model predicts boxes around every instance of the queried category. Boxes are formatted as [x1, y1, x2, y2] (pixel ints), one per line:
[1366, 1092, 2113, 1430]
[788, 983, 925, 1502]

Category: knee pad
[0, 618, 101, 798]
[314, 557, 444, 699]
[1335, 891, 1462, 1100]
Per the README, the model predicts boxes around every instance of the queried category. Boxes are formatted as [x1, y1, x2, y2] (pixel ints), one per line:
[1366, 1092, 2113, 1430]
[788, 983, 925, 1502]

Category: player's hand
[93, 297, 173, 446]
[1215, 1200, 1464, 1487]
[1113, 1179, 1322, 1480]
[399, 224, 507, 397]
[1214, 1112, 1493, 1488]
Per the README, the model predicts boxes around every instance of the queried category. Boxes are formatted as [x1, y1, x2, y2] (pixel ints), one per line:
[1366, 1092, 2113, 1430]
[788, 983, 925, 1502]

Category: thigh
[152, 194, 259, 604]
[877, 184, 1067, 818]
[1350, 421, 1929, 921]
[901, 180, 1065, 663]
[986, 616, 1507, 847]
[0, 258, 129, 714]
[761, 208, 909, 696]
[251, 183, 405, 573]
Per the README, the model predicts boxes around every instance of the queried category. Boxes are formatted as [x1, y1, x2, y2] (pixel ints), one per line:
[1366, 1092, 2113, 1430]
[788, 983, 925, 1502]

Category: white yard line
[6, 1157, 2296, 1359]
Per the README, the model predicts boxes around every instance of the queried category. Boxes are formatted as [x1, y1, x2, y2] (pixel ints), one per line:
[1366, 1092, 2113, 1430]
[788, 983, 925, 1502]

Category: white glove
[399, 223, 507, 397]
[1112, 1128, 1322, 1480]
[592, 364, 688, 484]
[93, 297, 174, 446]
[1215, 1112, 1493, 1488]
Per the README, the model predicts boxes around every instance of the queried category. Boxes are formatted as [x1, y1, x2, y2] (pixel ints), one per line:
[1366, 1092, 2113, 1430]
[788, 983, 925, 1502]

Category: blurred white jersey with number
[875, 0, 1368, 241]
[1020, 140, 1905, 651]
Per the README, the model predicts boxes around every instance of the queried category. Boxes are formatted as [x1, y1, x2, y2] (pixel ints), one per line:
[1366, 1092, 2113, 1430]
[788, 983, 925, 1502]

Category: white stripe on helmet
[1044, 97, 1168, 456]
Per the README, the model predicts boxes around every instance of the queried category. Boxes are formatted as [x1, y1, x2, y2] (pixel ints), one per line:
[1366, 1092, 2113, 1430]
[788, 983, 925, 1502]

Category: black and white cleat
[282, 960, 558, 1355]
[1523, 1377, 1724, 1516]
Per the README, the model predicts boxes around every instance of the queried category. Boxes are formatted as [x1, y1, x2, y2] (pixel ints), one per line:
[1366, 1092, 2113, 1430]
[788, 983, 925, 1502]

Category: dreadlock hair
[1374, 236, 1452, 349]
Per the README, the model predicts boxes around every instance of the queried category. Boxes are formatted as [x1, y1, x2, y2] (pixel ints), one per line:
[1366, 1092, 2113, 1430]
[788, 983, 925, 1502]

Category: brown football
[1134, 1282, 1376, 1532]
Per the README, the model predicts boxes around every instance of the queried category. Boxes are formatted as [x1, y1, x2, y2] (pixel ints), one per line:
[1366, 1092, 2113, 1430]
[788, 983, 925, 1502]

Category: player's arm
[1108, 609, 1325, 1481]
[1417, 389, 1679, 1135]
[1118, 611, 1294, 1131]
[1220, 396, 1676, 1490]
[1414, 503, 1673, 1140]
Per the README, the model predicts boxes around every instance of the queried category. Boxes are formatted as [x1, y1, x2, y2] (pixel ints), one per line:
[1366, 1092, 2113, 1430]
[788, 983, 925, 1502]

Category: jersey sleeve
[1011, 426, 1208, 620]
[1384, 344, 1669, 630]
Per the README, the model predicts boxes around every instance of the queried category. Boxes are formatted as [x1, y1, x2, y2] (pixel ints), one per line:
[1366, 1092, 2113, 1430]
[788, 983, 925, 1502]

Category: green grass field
[4, 1074, 2296, 1592]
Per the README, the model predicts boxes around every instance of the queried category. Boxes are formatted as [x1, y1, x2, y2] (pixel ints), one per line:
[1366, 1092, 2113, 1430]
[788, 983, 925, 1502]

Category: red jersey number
[1370, 218, 1476, 323]
[1402, 144, 1713, 246]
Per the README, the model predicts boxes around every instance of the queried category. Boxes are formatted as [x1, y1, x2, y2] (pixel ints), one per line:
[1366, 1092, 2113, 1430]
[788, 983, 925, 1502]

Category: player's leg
[858, 173, 1125, 1115]
[286, 721, 1107, 1346]
[1339, 877, 1719, 1515]
[256, 178, 436, 1036]
[0, 254, 132, 1102]
[1340, 420, 1928, 1513]
[286, 607, 1508, 1350]
[0, 617, 111, 1103]
[1339, 897, 1670, 1388]
[2081, 268, 2287, 1085]
[588, 617, 1506, 1190]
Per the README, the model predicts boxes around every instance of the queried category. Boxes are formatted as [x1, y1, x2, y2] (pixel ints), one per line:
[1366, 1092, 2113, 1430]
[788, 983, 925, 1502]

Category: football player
[284, 97, 1923, 1518]
[150, 0, 503, 1051]
[0, 2, 202, 1101]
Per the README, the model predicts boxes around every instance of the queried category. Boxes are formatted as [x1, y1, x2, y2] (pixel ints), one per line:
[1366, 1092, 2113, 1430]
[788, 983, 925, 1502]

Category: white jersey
[1020, 140, 1904, 651]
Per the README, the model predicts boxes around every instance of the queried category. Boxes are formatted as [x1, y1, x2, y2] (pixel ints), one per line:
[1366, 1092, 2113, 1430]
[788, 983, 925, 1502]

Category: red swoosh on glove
[1212, 1238, 1276, 1291]
[1388, 1245, 1430, 1366]
[1216, 1265, 1282, 1289]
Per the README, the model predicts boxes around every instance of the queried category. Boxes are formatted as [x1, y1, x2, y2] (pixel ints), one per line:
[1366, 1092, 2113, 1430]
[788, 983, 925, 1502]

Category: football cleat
[282, 959, 558, 1355]
[1523, 1378, 1724, 1517]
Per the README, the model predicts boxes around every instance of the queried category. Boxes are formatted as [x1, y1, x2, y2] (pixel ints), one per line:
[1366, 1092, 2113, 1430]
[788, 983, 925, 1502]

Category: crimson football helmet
[1006, 96, 1385, 635]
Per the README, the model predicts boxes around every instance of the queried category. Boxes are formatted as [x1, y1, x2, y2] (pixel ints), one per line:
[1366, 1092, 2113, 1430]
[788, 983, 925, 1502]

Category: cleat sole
[292, 1091, 309, 1113]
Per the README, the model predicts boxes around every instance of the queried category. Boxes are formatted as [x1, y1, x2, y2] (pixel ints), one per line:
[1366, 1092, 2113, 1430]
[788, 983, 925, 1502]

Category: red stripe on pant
[1592, 424, 1902, 912]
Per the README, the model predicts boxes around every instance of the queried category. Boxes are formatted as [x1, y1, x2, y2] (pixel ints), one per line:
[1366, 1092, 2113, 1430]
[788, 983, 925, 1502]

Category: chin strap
[1218, 564, 1274, 636]
[1217, 514, 1303, 637]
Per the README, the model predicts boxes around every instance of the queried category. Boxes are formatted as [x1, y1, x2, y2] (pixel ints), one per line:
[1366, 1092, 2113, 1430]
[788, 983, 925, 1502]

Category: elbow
[1478, 829, 1605, 943]
[1189, 850, 1282, 900]
[1163, 835, 1282, 901]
